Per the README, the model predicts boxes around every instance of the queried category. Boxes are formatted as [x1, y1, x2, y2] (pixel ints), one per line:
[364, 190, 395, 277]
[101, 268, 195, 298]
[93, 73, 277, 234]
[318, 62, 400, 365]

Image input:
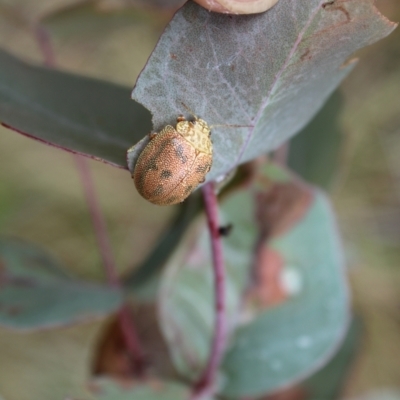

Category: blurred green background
[0, 0, 399, 399]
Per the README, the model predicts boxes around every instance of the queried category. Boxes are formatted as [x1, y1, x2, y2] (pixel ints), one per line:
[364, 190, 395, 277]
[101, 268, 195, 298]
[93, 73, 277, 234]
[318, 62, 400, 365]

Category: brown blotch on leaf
[255, 180, 313, 238]
[248, 247, 287, 308]
[322, 1, 335, 8]
[92, 304, 174, 380]
[322, 1, 351, 22]
[247, 173, 314, 310]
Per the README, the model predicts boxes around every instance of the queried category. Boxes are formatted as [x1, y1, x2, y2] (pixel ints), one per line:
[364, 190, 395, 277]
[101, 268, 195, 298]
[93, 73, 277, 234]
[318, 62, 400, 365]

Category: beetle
[133, 114, 213, 206]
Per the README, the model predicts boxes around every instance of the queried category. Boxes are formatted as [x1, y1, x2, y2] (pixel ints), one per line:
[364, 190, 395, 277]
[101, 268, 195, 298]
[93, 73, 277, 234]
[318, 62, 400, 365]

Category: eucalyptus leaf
[288, 90, 345, 189]
[90, 379, 191, 400]
[158, 163, 350, 397]
[158, 189, 255, 380]
[159, 165, 348, 398]
[132, 0, 395, 182]
[0, 49, 151, 167]
[0, 238, 122, 330]
[305, 317, 362, 400]
[221, 188, 349, 398]
[124, 194, 203, 301]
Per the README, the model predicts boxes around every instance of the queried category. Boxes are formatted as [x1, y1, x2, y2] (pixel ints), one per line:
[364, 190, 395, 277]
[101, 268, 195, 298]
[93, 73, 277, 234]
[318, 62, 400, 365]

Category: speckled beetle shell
[133, 116, 213, 206]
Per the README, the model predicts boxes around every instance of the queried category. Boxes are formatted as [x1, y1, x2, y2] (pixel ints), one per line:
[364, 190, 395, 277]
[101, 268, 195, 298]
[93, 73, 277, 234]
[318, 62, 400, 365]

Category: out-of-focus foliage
[0, 0, 399, 399]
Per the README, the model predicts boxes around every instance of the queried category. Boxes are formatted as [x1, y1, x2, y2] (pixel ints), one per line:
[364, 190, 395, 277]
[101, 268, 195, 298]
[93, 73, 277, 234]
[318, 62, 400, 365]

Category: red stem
[192, 183, 227, 399]
[34, 25, 56, 67]
[33, 23, 145, 374]
[118, 304, 146, 375]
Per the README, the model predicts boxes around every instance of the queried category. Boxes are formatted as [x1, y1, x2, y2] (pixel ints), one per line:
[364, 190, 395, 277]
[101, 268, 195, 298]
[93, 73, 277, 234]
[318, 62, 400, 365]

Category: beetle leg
[177, 115, 186, 123]
[148, 132, 157, 140]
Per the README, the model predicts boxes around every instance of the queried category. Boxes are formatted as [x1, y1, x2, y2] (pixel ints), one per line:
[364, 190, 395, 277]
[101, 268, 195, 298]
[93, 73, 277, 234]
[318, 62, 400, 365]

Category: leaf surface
[124, 194, 203, 301]
[221, 185, 349, 397]
[288, 90, 345, 189]
[132, 0, 395, 182]
[305, 317, 362, 400]
[158, 190, 254, 379]
[158, 163, 350, 397]
[0, 238, 122, 330]
[0, 49, 151, 167]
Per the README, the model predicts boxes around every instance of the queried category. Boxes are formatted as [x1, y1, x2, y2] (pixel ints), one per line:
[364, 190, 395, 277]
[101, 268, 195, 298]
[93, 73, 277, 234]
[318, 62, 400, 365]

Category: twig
[192, 182, 227, 399]
[33, 23, 145, 375]
[34, 25, 55, 67]
[118, 304, 146, 376]
[74, 156, 119, 286]
[75, 156, 146, 374]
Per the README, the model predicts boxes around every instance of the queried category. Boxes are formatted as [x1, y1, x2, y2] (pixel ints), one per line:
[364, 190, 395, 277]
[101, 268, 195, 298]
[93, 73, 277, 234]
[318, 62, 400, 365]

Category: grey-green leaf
[304, 317, 362, 400]
[0, 238, 123, 330]
[221, 190, 350, 398]
[158, 190, 255, 380]
[158, 164, 349, 397]
[288, 90, 345, 189]
[0, 49, 151, 168]
[124, 194, 203, 301]
[132, 0, 395, 182]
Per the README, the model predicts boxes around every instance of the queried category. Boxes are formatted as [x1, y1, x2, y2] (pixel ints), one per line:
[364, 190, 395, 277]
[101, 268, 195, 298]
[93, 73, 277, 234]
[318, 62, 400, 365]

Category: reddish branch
[75, 156, 145, 374]
[74, 156, 119, 286]
[33, 24, 145, 375]
[192, 182, 227, 399]
[34, 25, 55, 67]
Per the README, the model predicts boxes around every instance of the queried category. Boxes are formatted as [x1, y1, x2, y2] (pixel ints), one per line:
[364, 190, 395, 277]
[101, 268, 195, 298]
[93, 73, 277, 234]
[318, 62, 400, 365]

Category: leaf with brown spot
[93, 304, 174, 380]
[247, 166, 314, 308]
[247, 247, 288, 308]
[158, 161, 350, 397]
[132, 0, 396, 183]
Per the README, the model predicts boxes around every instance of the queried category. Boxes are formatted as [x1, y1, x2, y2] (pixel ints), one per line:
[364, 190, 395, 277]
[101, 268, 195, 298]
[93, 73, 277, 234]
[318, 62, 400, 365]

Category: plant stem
[34, 25, 56, 67]
[75, 155, 145, 374]
[33, 23, 145, 375]
[192, 182, 227, 399]
[118, 304, 146, 376]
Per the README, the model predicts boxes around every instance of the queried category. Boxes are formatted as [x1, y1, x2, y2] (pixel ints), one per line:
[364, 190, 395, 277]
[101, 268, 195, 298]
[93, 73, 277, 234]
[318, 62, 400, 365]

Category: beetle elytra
[133, 114, 213, 206]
